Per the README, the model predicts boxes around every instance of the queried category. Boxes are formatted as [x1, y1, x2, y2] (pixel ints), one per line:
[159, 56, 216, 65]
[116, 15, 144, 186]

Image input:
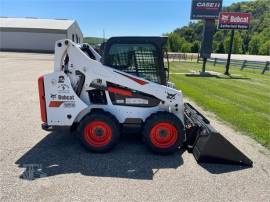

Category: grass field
[169, 61, 270, 148]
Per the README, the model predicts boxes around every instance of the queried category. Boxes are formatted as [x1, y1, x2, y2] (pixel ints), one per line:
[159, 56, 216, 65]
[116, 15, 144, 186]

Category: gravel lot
[0, 52, 269, 202]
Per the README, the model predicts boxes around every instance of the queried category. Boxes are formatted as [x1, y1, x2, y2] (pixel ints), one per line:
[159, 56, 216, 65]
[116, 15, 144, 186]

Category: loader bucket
[184, 103, 253, 167]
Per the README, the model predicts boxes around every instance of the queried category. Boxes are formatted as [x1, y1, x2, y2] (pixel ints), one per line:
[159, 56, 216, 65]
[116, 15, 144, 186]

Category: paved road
[0, 52, 270, 201]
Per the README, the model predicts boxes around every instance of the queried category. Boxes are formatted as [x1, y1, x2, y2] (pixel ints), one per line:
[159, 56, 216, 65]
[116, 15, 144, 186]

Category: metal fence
[167, 53, 270, 74]
[197, 58, 270, 74]
[167, 53, 198, 61]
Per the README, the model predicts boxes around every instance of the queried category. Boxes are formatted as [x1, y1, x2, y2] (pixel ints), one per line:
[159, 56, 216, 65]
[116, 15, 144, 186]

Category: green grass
[169, 61, 270, 148]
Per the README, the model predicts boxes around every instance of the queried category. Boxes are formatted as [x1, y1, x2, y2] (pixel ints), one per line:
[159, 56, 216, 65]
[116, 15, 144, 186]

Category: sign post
[225, 30, 234, 75]
[190, 0, 222, 73]
[218, 12, 251, 75]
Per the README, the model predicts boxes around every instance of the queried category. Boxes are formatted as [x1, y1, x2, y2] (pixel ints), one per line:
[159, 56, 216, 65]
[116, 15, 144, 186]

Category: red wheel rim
[84, 121, 112, 147]
[150, 122, 178, 148]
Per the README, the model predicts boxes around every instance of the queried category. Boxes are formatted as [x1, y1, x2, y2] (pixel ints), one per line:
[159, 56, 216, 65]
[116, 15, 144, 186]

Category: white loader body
[37, 38, 253, 164]
[40, 39, 184, 127]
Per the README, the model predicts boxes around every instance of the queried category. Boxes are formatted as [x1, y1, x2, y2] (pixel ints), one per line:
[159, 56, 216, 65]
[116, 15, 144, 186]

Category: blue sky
[0, 0, 245, 37]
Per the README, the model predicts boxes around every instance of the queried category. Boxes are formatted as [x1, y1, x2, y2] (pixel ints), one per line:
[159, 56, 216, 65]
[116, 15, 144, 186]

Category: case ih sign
[190, 0, 222, 19]
[218, 12, 251, 30]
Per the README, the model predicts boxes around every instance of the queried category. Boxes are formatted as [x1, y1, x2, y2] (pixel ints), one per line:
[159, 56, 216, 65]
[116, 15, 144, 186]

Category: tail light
[38, 76, 47, 123]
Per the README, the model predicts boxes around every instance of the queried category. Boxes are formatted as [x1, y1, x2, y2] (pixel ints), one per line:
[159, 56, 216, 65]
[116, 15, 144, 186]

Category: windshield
[107, 43, 162, 83]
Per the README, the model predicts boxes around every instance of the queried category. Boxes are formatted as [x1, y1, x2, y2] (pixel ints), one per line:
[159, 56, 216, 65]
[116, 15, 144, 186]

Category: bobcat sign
[218, 12, 252, 75]
[190, 0, 222, 19]
[218, 12, 251, 30]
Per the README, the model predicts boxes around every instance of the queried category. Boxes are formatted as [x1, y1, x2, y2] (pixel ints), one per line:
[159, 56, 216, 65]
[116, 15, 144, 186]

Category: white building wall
[0, 31, 66, 52]
[67, 22, 83, 44]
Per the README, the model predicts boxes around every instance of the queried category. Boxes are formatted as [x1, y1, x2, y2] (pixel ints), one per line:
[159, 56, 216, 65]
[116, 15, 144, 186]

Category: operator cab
[102, 36, 169, 85]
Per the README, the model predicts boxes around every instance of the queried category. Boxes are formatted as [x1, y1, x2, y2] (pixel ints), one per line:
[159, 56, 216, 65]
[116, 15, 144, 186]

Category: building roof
[0, 17, 75, 30]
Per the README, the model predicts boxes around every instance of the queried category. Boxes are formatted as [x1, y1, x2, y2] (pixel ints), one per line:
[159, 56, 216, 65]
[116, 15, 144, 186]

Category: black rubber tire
[142, 111, 185, 154]
[78, 111, 120, 153]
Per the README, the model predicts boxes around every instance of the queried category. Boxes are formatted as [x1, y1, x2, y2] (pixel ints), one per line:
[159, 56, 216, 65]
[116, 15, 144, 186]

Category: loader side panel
[107, 82, 161, 107]
[43, 72, 88, 126]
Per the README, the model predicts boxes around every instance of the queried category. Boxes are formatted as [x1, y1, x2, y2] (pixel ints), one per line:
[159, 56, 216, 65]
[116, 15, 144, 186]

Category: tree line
[165, 0, 270, 55]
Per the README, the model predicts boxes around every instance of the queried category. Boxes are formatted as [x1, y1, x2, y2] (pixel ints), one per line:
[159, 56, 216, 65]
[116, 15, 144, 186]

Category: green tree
[248, 28, 270, 55]
[191, 41, 200, 53]
[224, 31, 243, 54]
[213, 31, 225, 41]
[248, 35, 261, 54]
[164, 0, 270, 55]
[84, 37, 104, 45]
[167, 32, 193, 53]
[167, 33, 182, 52]
[216, 42, 225, 53]
[259, 41, 270, 55]
[181, 42, 191, 52]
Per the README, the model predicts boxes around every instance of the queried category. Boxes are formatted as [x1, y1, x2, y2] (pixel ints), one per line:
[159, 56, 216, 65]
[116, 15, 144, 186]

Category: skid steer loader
[38, 37, 252, 166]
